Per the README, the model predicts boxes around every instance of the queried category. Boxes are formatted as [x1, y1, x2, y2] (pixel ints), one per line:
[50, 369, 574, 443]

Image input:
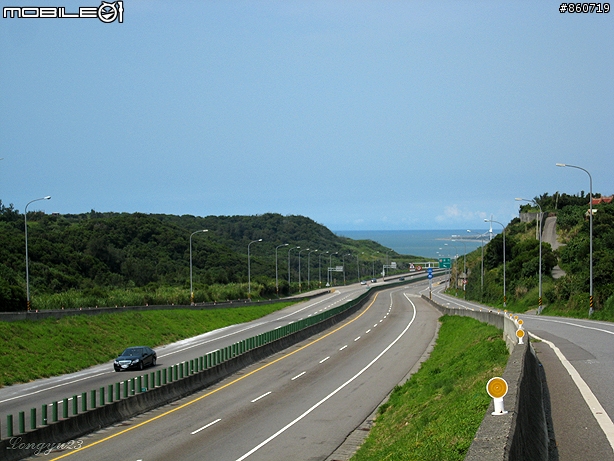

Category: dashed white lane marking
[235, 295, 418, 461]
[291, 372, 306, 381]
[191, 418, 221, 435]
[251, 392, 272, 403]
[339, 345, 348, 351]
[319, 357, 330, 364]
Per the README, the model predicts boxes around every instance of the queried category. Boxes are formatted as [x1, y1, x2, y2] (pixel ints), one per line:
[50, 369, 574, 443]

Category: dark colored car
[114, 346, 157, 372]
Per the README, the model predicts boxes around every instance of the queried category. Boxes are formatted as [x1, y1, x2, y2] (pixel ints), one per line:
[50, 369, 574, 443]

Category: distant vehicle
[360, 280, 367, 285]
[399, 277, 405, 281]
[114, 346, 157, 372]
[371, 278, 377, 283]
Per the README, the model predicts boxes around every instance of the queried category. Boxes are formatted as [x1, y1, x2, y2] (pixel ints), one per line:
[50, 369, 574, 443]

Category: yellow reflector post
[516, 328, 525, 344]
[487, 377, 509, 415]
[487, 377, 508, 399]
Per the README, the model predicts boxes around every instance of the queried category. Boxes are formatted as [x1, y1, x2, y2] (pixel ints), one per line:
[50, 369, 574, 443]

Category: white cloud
[435, 205, 487, 223]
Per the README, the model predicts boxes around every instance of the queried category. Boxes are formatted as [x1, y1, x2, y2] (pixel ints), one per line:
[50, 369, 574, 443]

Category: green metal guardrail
[1, 276, 428, 442]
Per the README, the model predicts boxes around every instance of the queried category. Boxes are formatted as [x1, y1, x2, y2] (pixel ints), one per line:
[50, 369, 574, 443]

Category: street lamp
[328, 251, 338, 287]
[275, 243, 289, 296]
[342, 253, 351, 285]
[25, 195, 51, 310]
[308, 249, 318, 289]
[516, 197, 543, 313]
[288, 246, 300, 288]
[318, 251, 328, 287]
[189, 229, 208, 305]
[298, 248, 309, 292]
[248, 239, 262, 298]
[557, 163, 593, 315]
[449, 242, 459, 296]
[468, 230, 488, 300]
[452, 236, 467, 297]
[485, 218, 506, 307]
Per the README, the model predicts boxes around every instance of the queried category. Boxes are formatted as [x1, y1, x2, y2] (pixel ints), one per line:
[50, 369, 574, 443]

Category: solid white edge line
[191, 418, 221, 435]
[530, 332, 614, 450]
[234, 293, 418, 461]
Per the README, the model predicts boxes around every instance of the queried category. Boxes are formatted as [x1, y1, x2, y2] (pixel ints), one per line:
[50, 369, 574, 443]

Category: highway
[0, 286, 364, 429]
[27, 280, 440, 461]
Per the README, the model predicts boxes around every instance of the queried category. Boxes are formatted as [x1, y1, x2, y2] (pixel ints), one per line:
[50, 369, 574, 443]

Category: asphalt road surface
[40, 283, 440, 461]
[1, 285, 367, 429]
[5, 275, 442, 461]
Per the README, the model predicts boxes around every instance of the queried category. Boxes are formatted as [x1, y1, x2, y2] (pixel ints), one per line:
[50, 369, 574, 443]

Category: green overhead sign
[438, 258, 451, 269]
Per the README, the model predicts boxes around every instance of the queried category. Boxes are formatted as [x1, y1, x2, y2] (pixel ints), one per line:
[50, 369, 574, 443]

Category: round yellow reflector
[487, 377, 508, 399]
[516, 329, 525, 338]
[518, 319, 524, 325]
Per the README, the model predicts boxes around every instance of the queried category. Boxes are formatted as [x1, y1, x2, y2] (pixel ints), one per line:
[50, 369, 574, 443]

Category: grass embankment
[351, 315, 509, 461]
[0, 302, 295, 387]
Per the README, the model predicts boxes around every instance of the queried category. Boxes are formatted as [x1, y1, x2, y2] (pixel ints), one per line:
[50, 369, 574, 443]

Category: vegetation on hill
[0, 302, 295, 386]
[0, 202, 423, 311]
[455, 192, 614, 318]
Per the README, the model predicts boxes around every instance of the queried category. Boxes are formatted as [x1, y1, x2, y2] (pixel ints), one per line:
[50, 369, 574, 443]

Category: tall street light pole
[452, 236, 467, 297]
[485, 218, 506, 307]
[298, 248, 309, 292]
[25, 196, 51, 311]
[449, 242, 459, 296]
[308, 249, 318, 289]
[328, 252, 337, 287]
[557, 163, 593, 315]
[189, 229, 208, 305]
[468, 230, 488, 300]
[275, 243, 289, 296]
[248, 239, 262, 299]
[516, 197, 543, 313]
[288, 246, 299, 288]
[342, 253, 351, 285]
[318, 251, 328, 287]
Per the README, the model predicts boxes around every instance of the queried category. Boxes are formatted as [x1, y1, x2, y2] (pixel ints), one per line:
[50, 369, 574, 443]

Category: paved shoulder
[532, 335, 613, 461]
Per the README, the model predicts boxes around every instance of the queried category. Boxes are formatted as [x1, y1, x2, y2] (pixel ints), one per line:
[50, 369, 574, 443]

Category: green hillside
[456, 192, 614, 318]
[0, 202, 422, 311]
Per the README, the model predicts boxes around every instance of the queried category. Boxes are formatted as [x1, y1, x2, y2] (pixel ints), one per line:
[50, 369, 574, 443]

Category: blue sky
[1, 1, 612, 231]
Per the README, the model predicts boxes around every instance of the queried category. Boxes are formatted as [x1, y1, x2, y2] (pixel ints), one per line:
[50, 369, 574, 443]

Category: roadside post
[487, 377, 509, 415]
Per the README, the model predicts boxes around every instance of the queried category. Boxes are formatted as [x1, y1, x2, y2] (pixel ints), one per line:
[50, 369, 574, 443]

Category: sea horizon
[334, 229, 496, 259]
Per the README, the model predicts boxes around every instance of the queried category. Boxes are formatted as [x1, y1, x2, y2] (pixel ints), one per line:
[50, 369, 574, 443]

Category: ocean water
[335, 230, 492, 259]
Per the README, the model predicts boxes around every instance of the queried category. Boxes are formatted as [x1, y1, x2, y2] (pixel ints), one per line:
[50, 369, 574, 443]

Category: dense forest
[460, 191, 614, 316]
[0, 202, 412, 311]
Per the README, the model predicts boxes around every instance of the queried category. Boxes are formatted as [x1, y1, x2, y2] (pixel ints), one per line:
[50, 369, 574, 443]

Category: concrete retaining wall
[422, 296, 549, 461]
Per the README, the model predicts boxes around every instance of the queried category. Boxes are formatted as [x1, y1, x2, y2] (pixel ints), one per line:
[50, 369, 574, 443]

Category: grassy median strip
[0, 302, 295, 387]
[351, 315, 509, 461]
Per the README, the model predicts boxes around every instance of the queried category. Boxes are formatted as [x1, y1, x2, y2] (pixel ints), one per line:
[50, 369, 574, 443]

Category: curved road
[13, 280, 443, 461]
[1, 286, 366, 428]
